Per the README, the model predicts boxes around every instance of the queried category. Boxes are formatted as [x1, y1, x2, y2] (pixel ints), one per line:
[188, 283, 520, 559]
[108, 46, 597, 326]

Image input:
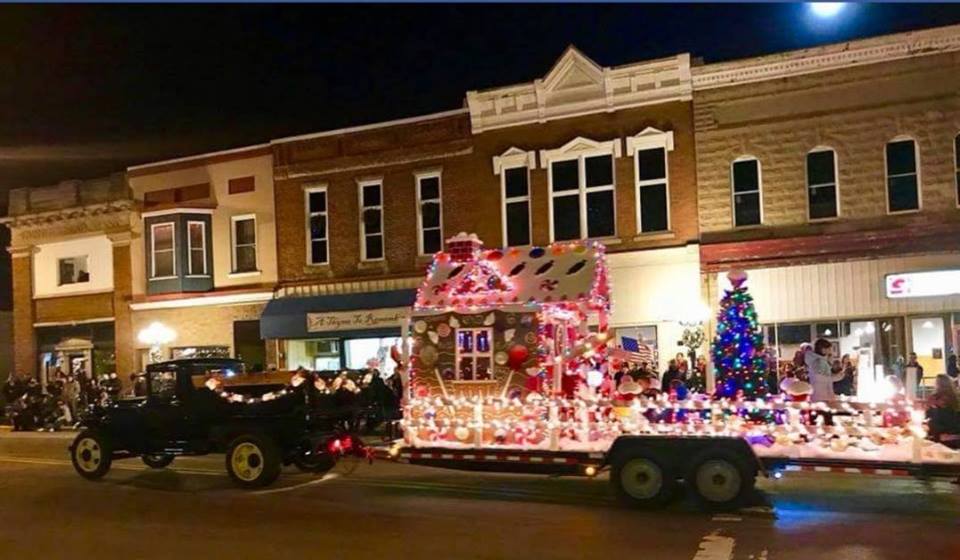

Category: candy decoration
[507, 344, 530, 370]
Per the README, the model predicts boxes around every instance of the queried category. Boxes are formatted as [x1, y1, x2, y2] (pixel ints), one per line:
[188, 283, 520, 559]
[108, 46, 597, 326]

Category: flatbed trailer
[376, 435, 960, 511]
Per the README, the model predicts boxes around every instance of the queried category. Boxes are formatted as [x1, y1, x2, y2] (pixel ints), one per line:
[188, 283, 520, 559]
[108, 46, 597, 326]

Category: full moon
[809, 2, 846, 18]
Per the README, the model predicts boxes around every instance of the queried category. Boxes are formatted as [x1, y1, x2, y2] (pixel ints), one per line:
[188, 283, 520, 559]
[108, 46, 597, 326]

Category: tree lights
[712, 270, 768, 400]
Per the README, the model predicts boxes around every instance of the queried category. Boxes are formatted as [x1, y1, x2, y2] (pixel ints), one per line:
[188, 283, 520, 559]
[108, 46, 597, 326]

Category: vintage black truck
[69, 359, 373, 488]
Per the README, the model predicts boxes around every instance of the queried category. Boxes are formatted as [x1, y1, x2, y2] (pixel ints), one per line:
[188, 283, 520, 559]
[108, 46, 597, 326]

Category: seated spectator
[927, 374, 960, 449]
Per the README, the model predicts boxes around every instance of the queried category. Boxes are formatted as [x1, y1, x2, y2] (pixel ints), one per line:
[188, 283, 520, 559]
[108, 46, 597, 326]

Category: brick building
[126, 145, 277, 372]
[692, 24, 960, 391]
[3, 175, 135, 384]
[263, 47, 704, 373]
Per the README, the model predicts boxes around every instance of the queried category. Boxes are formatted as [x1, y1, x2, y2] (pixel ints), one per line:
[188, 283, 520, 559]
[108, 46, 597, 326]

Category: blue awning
[259, 289, 416, 339]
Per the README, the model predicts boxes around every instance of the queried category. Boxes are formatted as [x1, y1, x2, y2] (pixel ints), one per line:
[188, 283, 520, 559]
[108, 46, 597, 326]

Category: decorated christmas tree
[712, 270, 768, 399]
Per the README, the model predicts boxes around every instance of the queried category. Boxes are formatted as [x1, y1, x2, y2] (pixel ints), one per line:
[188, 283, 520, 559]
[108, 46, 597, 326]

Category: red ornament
[507, 344, 530, 370]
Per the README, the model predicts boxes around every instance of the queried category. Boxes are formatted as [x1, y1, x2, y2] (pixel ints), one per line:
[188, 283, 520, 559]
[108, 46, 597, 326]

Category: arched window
[731, 157, 762, 227]
[806, 147, 839, 220]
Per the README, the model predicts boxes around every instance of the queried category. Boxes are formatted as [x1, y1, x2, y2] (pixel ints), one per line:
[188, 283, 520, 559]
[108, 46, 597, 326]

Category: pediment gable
[541, 46, 604, 93]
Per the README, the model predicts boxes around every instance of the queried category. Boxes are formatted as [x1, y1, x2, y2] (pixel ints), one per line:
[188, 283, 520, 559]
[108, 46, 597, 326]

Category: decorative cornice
[467, 47, 692, 133]
[1, 200, 135, 230]
[692, 23, 960, 90]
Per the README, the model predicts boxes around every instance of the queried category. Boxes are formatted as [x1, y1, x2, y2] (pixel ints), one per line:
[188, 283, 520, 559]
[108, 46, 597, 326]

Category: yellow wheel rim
[75, 438, 102, 473]
[231, 442, 264, 482]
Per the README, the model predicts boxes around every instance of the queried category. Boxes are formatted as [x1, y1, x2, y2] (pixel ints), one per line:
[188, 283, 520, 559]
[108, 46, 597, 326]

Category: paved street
[0, 431, 956, 560]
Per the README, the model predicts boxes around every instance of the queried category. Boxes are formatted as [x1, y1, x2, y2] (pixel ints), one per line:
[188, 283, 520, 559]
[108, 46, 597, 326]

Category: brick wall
[34, 292, 115, 324]
[273, 101, 699, 287]
[695, 51, 960, 237]
[112, 239, 134, 378]
[11, 254, 34, 378]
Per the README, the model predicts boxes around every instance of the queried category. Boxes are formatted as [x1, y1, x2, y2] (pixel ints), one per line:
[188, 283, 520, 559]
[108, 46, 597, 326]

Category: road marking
[711, 514, 742, 522]
[251, 473, 340, 495]
[692, 530, 735, 560]
[0, 455, 223, 476]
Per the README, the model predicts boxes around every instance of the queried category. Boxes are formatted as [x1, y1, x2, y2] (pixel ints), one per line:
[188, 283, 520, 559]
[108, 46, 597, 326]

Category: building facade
[263, 46, 703, 373]
[693, 24, 960, 389]
[4, 176, 135, 385]
[126, 145, 278, 372]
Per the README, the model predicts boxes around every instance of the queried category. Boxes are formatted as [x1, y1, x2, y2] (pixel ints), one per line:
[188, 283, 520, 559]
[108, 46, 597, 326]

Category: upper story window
[58, 256, 89, 286]
[885, 138, 920, 213]
[954, 134, 959, 206]
[731, 157, 762, 227]
[416, 171, 442, 255]
[360, 181, 384, 261]
[150, 222, 176, 278]
[231, 215, 258, 273]
[227, 176, 255, 195]
[493, 147, 536, 247]
[305, 186, 328, 265]
[806, 148, 839, 221]
[628, 128, 674, 234]
[187, 221, 207, 276]
[541, 137, 619, 242]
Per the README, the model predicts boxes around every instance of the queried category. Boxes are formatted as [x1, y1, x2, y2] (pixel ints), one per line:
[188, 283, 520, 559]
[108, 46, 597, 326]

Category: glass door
[910, 317, 945, 388]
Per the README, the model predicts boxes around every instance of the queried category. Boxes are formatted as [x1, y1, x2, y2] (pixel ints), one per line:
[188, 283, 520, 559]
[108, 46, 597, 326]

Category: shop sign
[885, 270, 960, 298]
[306, 307, 407, 332]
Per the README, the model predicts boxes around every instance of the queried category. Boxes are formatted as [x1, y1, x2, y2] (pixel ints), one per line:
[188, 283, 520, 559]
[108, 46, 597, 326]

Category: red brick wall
[11, 255, 35, 378]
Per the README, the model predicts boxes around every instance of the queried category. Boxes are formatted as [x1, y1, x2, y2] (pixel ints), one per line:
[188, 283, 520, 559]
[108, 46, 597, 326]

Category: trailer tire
[71, 430, 113, 481]
[686, 448, 755, 511]
[142, 454, 175, 469]
[225, 434, 281, 489]
[611, 450, 676, 509]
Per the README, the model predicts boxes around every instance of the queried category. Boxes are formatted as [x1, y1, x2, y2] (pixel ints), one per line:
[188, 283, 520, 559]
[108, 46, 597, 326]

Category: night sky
[3, 3, 960, 193]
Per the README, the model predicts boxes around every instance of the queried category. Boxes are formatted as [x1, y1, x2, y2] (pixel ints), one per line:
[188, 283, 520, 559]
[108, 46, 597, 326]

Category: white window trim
[230, 214, 259, 274]
[454, 327, 494, 381]
[805, 147, 840, 222]
[540, 137, 620, 242]
[185, 220, 208, 277]
[57, 255, 90, 286]
[415, 170, 443, 256]
[628, 128, 674, 234]
[730, 156, 764, 228]
[884, 136, 922, 215]
[358, 179, 385, 262]
[149, 222, 176, 280]
[304, 184, 329, 266]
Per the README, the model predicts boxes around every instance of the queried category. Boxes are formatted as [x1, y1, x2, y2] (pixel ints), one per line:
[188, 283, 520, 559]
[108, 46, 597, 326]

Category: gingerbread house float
[406, 233, 611, 401]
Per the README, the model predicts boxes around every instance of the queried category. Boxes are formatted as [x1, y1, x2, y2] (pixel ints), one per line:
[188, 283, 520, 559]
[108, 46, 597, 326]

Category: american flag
[609, 336, 655, 364]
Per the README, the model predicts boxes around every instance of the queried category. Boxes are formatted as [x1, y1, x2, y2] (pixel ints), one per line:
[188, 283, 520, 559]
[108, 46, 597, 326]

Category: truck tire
[71, 430, 113, 481]
[610, 449, 676, 509]
[225, 434, 281, 488]
[293, 449, 337, 474]
[142, 454, 175, 469]
[686, 448, 756, 511]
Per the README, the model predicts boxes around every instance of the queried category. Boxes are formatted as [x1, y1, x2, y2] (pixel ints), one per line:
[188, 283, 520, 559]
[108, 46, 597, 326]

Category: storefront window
[286, 338, 340, 371]
[344, 337, 402, 374]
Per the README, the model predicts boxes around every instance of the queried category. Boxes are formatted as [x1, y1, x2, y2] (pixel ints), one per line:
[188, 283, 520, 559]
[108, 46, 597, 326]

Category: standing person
[675, 353, 689, 376]
[806, 339, 845, 402]
[947, 354, 959, 381]
[833, 355, 854, 396]
[661, 359, 684, 392]
[62, 376, 80, 423]
[905, 352, 924, 388]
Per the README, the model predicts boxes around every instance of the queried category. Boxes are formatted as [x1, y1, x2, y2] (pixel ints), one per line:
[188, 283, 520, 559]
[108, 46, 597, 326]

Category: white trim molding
[693, 23, 960, 90]
[130, 291, 274, 311]
[414, 170, 443, 256]
[34, 317, 115, 328]
[467, 46, 691, 133]
[539, 136, 622, 168]
[230, 214, 260, 273]
[141, 208, 214, 219]
[304, 184, 329, 266]
[358, 179, 385, 262]
[492, 147, 536, 175]
[625, 127, 675, 156]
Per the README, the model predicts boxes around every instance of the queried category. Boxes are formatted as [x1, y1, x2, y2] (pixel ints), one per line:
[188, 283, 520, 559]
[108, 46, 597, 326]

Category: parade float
[398, 234, 960, 470]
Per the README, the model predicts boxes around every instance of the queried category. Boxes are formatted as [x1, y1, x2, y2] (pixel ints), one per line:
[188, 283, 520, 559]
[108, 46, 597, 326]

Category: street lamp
[138, 322, 176, 364]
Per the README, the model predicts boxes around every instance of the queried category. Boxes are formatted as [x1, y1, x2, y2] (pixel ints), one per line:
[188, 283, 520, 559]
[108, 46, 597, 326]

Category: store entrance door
[909, 317, 945, 388]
